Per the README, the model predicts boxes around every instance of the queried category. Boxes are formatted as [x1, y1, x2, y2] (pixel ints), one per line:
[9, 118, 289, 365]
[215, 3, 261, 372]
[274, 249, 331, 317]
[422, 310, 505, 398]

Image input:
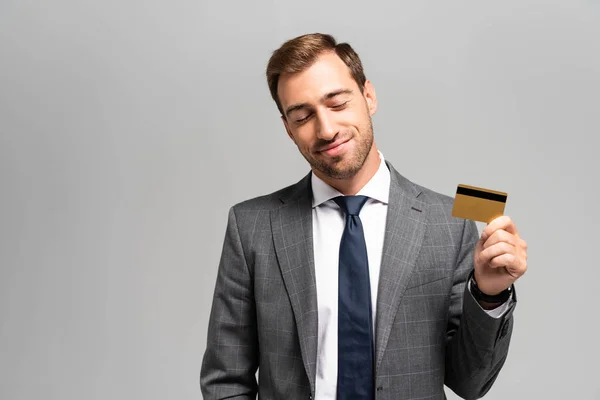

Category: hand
[473, 216, 528, 296]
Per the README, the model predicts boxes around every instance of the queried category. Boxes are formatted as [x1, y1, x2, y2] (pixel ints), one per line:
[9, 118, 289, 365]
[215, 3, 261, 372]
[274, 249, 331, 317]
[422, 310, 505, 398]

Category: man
[200, 33, 528, 400]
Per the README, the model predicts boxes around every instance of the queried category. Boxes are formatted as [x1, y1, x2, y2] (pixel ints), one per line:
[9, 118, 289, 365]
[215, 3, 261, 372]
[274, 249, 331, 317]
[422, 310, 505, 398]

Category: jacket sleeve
[444, 218, 516, 400]
[200, 206, 258, 400]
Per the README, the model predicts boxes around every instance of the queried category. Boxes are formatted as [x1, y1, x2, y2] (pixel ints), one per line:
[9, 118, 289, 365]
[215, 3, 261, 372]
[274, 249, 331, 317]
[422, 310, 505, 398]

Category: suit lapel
[375, 161, 428, 371]
[270, 162, 429, 385]
[270, 172, 318, 393]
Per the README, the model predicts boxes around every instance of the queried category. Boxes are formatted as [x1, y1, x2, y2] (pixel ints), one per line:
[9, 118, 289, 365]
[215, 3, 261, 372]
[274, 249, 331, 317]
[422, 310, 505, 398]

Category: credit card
[451, 184, 507, 223]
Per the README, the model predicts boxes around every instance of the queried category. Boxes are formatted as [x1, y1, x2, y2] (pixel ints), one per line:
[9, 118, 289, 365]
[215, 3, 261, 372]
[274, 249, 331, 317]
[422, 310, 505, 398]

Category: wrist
[469, 271, 512, 305]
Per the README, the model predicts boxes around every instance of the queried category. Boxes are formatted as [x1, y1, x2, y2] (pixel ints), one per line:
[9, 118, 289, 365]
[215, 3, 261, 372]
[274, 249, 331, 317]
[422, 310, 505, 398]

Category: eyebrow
[284, 88, 354, 118]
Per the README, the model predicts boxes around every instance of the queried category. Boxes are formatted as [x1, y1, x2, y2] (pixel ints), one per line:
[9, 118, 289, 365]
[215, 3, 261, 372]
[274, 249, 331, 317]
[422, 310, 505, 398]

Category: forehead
[277, 51, 358, 108]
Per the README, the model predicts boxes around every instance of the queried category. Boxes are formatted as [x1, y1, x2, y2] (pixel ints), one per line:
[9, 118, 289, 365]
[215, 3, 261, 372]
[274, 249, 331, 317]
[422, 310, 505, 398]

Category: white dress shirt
[311, 151, 511, 400]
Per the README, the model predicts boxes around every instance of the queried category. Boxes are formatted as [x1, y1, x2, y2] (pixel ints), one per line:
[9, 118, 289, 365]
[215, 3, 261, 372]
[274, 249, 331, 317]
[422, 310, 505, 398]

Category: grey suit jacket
[200, 160, 516, 400]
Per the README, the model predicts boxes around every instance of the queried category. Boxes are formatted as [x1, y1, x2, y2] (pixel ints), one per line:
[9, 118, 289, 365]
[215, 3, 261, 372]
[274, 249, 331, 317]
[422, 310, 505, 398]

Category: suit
[200, 159, 516, 400]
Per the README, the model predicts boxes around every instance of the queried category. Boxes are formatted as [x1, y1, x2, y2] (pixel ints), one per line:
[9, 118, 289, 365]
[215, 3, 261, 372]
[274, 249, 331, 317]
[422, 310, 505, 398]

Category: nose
[315, 109, 338, 141]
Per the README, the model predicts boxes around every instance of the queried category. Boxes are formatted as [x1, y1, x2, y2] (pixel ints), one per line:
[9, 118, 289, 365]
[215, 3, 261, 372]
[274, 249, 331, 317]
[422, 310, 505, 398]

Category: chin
[320, 159, 363, 180]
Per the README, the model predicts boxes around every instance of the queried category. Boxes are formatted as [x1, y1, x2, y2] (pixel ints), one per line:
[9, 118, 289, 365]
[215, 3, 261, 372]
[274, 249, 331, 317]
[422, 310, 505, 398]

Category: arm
[200, 206, 258, 400]
[444, 218, 516, 399]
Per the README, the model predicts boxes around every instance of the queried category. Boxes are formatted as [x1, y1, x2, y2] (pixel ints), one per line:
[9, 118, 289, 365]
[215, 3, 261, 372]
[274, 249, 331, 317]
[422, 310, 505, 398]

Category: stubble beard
[304, 116, 374, 180]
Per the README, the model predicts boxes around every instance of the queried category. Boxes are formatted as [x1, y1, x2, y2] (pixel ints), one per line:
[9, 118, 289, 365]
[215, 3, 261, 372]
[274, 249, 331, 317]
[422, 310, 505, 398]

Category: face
[277, 51, 378, 180]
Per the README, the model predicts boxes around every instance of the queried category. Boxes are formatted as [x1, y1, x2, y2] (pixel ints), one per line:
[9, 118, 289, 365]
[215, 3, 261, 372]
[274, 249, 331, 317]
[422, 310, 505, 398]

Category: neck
[315, 144, 381, 196]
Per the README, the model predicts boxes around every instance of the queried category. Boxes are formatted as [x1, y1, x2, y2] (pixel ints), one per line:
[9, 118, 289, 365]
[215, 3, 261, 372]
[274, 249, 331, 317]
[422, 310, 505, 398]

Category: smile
[320, 140, 349, 157]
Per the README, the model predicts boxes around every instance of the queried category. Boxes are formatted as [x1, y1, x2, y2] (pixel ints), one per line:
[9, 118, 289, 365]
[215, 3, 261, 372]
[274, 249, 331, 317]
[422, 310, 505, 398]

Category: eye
[331, 101, 349, 109]
[296, 114, 312, 124]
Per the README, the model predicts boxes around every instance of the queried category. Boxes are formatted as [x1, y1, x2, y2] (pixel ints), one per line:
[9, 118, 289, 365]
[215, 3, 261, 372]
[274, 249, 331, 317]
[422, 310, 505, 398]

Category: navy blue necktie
[334, 195, 374, 400]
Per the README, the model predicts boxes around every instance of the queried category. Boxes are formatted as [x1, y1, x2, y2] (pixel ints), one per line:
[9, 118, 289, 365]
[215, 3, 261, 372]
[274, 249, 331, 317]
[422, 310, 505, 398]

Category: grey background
[1, 0, 599, 399]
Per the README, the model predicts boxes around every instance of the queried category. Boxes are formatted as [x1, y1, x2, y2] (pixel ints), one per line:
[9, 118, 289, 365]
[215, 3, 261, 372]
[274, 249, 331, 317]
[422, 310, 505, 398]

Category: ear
[363, 80, 378, 116]
[281, 115, 296, 144]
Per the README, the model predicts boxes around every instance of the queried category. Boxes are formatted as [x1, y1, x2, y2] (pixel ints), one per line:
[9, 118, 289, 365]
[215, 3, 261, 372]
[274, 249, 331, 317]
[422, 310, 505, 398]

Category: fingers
[474, 216, 528, 281]
[490, 253, 527, 277]
[482, 229, 517, 249]
[489, 253, 517, 270]
[482, 215, 519, 240]
[474, 217, 528, 288]
[479, 241, 516, 264]
[480, 241, 528, 278]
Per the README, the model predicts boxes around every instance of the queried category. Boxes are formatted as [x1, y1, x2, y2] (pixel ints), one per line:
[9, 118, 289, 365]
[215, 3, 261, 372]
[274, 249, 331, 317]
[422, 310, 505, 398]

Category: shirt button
[377, 386, 383, 391]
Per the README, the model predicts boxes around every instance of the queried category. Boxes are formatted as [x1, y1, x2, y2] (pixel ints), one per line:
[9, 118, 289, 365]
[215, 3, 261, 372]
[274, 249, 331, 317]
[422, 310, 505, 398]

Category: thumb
[474, 231, 486, 265]
[477, 230, 486, 249]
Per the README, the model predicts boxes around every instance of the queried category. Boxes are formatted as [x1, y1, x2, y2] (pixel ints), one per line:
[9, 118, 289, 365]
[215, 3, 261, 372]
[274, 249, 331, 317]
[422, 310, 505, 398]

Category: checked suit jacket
[200, 160, 516, 400]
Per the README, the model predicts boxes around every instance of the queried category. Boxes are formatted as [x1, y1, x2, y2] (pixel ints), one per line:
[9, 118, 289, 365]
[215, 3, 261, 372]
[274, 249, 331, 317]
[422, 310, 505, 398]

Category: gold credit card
[451, 184, 507, 223]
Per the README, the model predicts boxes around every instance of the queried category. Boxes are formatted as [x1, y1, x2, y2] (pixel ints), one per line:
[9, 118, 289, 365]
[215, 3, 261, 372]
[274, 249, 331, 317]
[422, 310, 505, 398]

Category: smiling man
[200, 33, 528, 400]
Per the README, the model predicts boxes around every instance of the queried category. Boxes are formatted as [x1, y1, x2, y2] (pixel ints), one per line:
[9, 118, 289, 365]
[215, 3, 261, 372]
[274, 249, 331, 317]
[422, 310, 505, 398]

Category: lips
[319, 139, 350, 156]
[319, 139, 350, 153]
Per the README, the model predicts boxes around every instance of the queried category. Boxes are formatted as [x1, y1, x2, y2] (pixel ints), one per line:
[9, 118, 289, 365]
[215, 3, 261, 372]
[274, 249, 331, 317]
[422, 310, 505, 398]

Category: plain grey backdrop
[1, 0, 599, 399]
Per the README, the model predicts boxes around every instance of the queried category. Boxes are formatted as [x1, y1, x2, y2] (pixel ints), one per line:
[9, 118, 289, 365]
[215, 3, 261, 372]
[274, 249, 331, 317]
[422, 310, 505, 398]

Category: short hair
[266, 33, 367, 117]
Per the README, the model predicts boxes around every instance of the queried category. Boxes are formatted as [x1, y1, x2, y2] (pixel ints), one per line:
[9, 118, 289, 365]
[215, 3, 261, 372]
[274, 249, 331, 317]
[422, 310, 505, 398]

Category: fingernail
[481, 232, 488, 241]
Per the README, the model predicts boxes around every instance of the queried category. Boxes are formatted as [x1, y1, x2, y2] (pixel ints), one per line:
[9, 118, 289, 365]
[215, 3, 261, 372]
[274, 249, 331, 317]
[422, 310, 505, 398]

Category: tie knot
[334, 195, 369, 216]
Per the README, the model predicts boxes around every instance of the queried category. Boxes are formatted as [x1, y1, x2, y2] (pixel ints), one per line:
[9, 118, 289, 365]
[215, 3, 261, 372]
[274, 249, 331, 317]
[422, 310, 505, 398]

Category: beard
[302, 115, 374, 180]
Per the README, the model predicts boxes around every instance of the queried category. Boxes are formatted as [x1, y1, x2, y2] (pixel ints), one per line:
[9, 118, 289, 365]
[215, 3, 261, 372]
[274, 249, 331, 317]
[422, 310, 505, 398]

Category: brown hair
[266, 33, 367, 117]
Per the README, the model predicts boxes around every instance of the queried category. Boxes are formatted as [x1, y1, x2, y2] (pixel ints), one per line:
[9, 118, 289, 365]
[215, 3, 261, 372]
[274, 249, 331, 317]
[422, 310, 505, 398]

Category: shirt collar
[311, 150, 390, 208]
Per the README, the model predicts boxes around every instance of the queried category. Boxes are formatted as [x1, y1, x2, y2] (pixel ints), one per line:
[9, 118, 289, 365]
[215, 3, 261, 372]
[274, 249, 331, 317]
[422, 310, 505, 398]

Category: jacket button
[376, 386, 383, 391]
